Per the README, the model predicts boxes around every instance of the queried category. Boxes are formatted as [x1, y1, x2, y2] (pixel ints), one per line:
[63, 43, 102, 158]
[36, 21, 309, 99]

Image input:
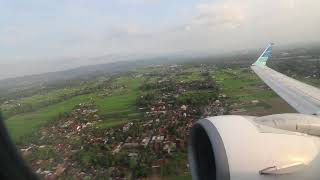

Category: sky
[1, 0, 320, 79]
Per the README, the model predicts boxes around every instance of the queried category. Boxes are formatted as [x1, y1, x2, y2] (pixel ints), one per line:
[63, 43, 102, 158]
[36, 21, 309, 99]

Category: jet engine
[188, 114, 320, 180]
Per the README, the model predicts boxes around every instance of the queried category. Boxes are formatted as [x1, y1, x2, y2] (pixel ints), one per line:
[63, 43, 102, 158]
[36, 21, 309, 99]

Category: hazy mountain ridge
[1, 44, 320, 100]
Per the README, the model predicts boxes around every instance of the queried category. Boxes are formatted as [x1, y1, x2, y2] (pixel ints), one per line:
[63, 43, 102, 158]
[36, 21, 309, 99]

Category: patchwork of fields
[5, 76, 144, 143]
[4, 66, 301, 142]
[1, 65, 309, 179]
[214, 68, 296, 115]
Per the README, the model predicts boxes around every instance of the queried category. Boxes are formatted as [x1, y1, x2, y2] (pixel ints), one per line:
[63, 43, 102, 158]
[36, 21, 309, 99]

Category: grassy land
[95, 77, 143, 118]
[5, 76, 144, 142]
[175, 72, 203, 83]
[14, 88, 77, 105]
[214, 68, 277, 102]
[297, 76, 320, 88]
[1, 83, 97, 118]
[213, 68, 279, 114]
[132, 66, 166, 73]
[96, 92, 138, 115]
[6, 94, 94, 142]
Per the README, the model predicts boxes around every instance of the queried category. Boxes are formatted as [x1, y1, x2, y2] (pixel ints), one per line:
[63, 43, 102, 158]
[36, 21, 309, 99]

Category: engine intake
[188, 119, 230, 180]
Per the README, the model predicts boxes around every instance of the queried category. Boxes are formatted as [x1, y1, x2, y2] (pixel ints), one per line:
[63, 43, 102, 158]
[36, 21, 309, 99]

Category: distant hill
[1, 43, 319, 101]
[0, 54, 213, 100]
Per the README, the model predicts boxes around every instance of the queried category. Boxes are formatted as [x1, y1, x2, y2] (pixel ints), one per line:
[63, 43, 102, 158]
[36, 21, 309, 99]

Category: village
[8, 57, 320, 180]
[17, 65, 228, 179]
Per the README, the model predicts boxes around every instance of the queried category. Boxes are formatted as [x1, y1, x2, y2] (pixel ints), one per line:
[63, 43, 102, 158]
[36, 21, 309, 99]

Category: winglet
[253, 43, 274, 66]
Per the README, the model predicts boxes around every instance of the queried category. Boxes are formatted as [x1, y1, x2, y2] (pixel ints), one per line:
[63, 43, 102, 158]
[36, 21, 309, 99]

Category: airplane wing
[251, 44, 320, 115]
[189, 44, 320, 180]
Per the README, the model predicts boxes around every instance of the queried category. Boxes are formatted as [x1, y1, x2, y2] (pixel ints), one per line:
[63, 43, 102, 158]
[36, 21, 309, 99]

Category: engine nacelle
[188, 114, 320, 180]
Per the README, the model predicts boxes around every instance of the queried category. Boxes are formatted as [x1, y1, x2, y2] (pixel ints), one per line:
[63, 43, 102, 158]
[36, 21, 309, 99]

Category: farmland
[1, 58, 319, 179]
[6, 76, 144, 143]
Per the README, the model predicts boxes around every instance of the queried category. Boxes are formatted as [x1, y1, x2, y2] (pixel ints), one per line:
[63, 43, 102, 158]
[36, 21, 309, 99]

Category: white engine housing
[188, 114, 320, 180]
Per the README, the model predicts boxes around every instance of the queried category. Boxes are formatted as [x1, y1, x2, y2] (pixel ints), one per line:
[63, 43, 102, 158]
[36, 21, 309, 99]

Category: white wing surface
[251, 44, 320, 115]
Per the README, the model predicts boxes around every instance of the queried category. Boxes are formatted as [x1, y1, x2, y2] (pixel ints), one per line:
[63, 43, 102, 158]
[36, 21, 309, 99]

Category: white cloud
[108, 0, 320, 57]
[195, 1, 247, 28]
[1, 0, 320, 78]
[120, 0, 160, 4]
[181, 0, 320, 49]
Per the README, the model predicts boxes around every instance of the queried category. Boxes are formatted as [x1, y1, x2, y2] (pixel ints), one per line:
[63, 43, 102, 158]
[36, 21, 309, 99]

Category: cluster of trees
[140, 80, 176, 93]
[136, 93, 155, 107]
[160, 152, 188, 176]
[275, 59, 320, 78]
[177, 90, 218, 106]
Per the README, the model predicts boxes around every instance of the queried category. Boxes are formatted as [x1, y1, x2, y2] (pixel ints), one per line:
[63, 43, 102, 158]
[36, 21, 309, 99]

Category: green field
[214, 68, 277, 102]
[297, 76, 320, 88]
[1, 83, 96, 118]
[6, 94, 94, 142]
[5, 77, 144, 143]
[96, 77, 142, 116]
[175, 72, 203, 83]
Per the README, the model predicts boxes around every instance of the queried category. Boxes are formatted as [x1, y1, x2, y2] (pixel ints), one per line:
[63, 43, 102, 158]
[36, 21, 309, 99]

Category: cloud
[195, 1, 247, 29]
[91, 0, 320, 56]
[164, 0, 320, 52]
[120, 0, 160, 4]
[1, 0, 320, 78]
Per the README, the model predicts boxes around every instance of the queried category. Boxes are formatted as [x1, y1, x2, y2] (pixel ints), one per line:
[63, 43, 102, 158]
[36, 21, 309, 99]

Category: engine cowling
[188, 115, 320, 180]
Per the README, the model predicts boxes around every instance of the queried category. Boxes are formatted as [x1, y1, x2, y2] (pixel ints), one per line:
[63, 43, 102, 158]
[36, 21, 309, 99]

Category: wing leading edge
[251, 44, 320, 115]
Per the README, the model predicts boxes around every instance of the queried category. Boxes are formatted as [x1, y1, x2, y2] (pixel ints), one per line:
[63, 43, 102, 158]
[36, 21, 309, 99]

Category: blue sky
[0, 0, 320, 78]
